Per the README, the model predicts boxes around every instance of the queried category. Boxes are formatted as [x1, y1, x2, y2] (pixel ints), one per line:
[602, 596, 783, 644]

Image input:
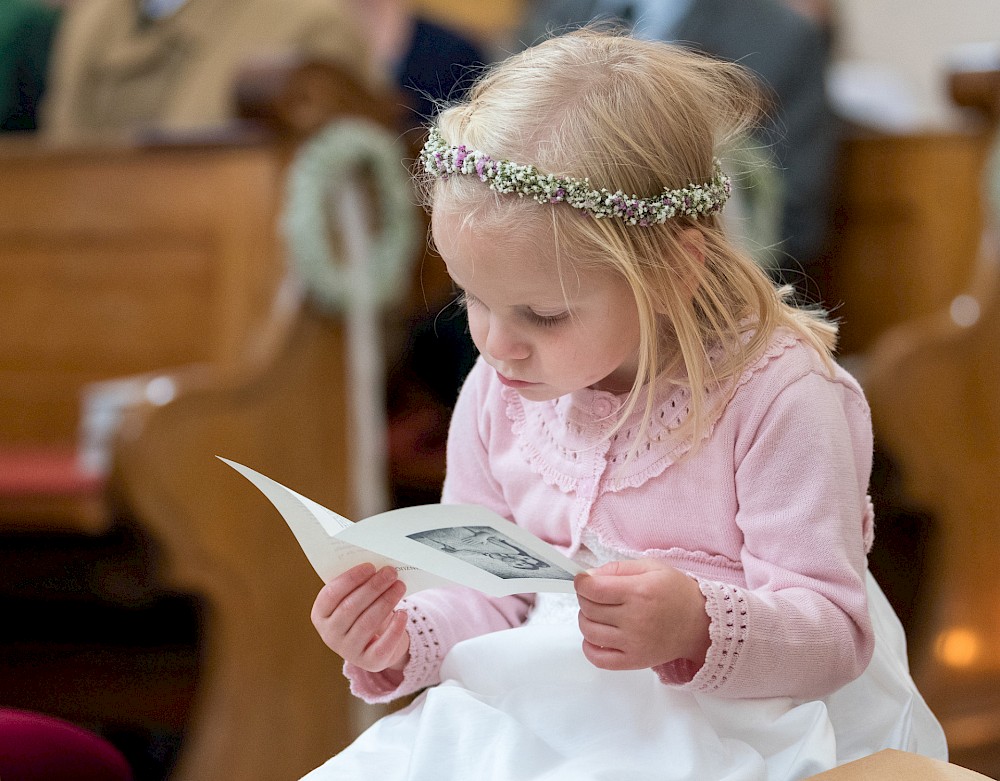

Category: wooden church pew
[110, 279, 362, 780]
[0, 59, 418, 780]
[863, 67, 1000, 778]
[826, 128, 992, 355]
[865, 175, 1000, 780]
[0, 57, 402, 533]
[0, 134, 291, 532]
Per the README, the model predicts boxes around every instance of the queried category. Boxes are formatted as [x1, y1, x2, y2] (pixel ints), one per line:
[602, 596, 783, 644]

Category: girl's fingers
[311, 563, 378, 622]
[575, 560, 678, 605]
[581, 639, 630, 670]
[578, 612, 625, 649]
[574, 571, 628, 606]
[360, 610, 410, 669]
[343, 578, 407, 648]
[337, 566, 401, 621]
[367, 610, 408, 649]
[373, 600, 403, 636]
[576, 594, 622, 627]
[311, 565, 406, 664]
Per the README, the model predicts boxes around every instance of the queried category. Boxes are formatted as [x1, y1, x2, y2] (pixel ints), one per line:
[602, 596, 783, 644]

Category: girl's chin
[511, 385, 564, 402]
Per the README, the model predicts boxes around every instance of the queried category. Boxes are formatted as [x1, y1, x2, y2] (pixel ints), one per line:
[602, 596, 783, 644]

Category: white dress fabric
[302, 569, 946, 781]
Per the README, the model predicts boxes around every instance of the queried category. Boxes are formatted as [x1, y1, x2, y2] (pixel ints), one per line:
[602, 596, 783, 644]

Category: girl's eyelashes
[456, 288, 569, 328]
[525, 310, 570, 328]
[456, 290, 481, 310]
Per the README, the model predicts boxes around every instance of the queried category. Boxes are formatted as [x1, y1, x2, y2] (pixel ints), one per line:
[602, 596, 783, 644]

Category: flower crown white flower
[419, 127, 732, 225]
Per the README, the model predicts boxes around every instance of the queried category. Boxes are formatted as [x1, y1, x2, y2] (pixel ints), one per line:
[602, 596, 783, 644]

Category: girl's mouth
[496, 371, 537, 389]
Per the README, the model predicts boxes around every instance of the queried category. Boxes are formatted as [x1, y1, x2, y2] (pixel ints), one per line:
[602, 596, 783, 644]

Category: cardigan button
[593, 397, 615, 417]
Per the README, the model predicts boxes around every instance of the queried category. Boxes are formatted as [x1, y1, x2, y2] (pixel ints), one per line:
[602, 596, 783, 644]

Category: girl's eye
[526, 310, 569, 328]
[457, 289, 566, 328]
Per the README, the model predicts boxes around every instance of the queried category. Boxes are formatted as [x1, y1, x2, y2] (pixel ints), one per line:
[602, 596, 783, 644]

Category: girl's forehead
[431, 198, 540, 244]
[432, 204, 553, 264]
[432, 207, 587, 300]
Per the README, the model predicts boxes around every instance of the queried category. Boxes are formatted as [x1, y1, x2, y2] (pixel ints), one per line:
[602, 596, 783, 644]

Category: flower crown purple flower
[419, 127, 732, 225]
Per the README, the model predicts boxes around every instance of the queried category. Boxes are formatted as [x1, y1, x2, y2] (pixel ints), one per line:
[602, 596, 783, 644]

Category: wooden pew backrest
[0, 136, 289, 447]
[827, 129, 992, 355]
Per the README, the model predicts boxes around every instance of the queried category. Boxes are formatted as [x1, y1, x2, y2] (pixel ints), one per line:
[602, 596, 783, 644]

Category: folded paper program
[219, 458, 584, 597]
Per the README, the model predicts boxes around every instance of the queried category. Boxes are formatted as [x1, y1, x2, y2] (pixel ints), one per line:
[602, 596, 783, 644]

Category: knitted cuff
[344, 599, 446, 704]
[655, 579, 747, 693]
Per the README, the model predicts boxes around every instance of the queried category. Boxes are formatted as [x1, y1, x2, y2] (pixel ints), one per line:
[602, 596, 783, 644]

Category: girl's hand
[311, 563, 410, 675]
[574, 559, 710, 671]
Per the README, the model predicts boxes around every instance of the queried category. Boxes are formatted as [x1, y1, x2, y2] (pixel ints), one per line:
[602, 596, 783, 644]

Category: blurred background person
[520, 0, 841, 303]
[346, 0, 486, 133]
[38, 0, 374, 138]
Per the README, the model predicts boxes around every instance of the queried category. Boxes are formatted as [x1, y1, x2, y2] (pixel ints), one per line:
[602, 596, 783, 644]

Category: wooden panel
[0, 141, 287, 445]
[862, 65, 1000, 770]
[865, 246, 1000, 776]
[828, 130, 992, 354]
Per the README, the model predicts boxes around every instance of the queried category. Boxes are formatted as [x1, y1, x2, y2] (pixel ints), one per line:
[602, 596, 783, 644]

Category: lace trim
[403, 599, 445, 689]
[604, 330, 803, 492]
[506, 389, 605, 495]
[503, 330, 804, 495]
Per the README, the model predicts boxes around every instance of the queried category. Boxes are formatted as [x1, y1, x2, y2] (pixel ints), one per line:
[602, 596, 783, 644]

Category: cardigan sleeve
[656, 368, 875, 699]
[345, 361, 534, 703]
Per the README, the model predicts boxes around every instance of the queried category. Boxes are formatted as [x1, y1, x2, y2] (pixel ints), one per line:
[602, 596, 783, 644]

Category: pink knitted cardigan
[346, 329, 876, 703]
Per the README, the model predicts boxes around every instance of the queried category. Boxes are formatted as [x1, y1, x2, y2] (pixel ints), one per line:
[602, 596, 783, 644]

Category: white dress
[302, 565, 947, 781]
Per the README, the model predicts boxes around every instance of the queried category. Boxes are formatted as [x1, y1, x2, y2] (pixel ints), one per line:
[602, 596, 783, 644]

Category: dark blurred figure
[0, 0, 60, 131]
[396, 16, 484, 128]
[345, 0, 486, 131]
[347, 0, 485, 507]
[520, 0, 842, 303]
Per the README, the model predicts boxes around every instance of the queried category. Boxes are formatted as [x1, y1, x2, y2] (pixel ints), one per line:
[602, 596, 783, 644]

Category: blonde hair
[418, 28, 837, 452]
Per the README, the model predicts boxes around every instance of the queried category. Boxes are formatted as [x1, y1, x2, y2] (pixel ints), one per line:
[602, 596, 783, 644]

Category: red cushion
[0, 447, 104, 498]
[0, 708, 132, 781]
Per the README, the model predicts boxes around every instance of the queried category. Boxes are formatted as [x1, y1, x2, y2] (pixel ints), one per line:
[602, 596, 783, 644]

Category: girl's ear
[667, 227, 707, 303]
[678, 227, 706, 266]
[650, 226, 708, 316]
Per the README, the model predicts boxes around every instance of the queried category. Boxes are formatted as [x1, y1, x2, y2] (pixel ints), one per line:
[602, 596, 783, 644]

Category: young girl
[305, 29, 946, 780]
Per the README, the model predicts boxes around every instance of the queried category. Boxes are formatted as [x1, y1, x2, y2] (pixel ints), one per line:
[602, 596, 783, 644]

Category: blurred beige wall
[834, 0, 998, 128]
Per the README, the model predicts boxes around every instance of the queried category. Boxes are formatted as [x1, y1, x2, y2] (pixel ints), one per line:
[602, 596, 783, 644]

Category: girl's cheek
[466, 309, 489, 352]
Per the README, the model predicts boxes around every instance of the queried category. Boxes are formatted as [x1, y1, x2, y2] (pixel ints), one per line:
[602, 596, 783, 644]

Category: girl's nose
[484, 316, 530, 362]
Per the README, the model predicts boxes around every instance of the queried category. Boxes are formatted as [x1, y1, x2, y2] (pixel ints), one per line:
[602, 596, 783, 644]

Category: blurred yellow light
[934, 627, 981, 668]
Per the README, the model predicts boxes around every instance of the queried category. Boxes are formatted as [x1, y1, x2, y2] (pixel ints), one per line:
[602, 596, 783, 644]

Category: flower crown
[419, 127, 732, 225]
